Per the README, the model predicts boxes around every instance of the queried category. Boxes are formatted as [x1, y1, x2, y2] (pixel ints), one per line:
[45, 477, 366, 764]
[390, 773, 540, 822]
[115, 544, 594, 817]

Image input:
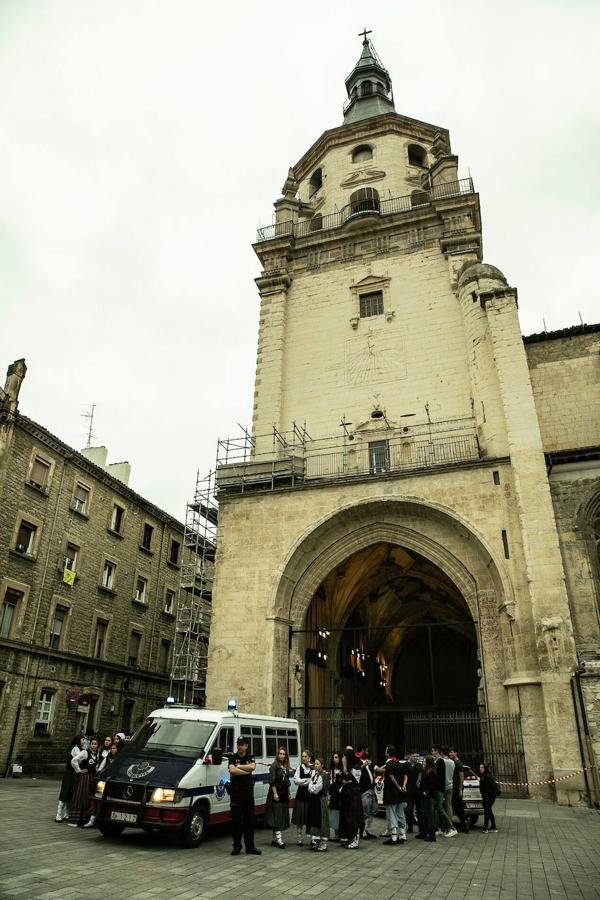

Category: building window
[141, 523, 154, 552]
[352, 144, 373, 164]
[101, 561, 115, 590]
[359, 291, 384, 318]
[63, 542, 79, 572]
[35, 689, 55, 735]
[29, 456, 50, 491]
[122, 699, 135, 733]
[361, 80, 373, 96]
[49, 606, 68, 650]
[72, 483, 90, 515]
[407, 144, 427, 167]
[94, 619, 108, 659]
[349, 186, 380, 216]
[169, 539, 181, 566]
[128, 630, 142, 667]
[308, 168, 322, 198]
[159, 639, 171, 673]
[164, 589, 176, 615]
[369, 440, 390, 474]
[134, 576, 147, 604]
[15, 520, 37, 556]
[0, 588, 22, 638]
[111, 504, 125, 534]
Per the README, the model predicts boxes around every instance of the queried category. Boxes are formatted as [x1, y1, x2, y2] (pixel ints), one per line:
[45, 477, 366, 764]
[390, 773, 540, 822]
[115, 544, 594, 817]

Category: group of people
[229, 736, 501, 855]
[55, 732, 128, 827]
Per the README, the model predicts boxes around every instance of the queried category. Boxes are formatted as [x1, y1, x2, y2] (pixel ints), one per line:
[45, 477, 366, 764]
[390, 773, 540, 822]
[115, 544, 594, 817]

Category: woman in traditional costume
[307, 758, 330, 851]
[291, 749, 313, 845]
[55, 735, 84, 822]
[266, 746, 292, 848]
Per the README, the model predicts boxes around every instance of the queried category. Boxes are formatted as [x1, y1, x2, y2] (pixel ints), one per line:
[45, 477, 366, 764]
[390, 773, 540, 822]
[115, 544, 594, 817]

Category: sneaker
[54, 816, 63, 823]
[231, 848, 242, 855]
[271, 840, 285, 848]
[481, 829, 489, 834]
[316, 844, 328, 852]
[435, 829, 443, 835]
[444, 829, 458, 837]
[347, 840, 359, 849]
[489, 828, 498, 833]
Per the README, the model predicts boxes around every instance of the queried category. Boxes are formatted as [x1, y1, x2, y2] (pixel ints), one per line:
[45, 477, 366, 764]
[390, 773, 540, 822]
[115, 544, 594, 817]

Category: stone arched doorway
[266, 497, 515, 764]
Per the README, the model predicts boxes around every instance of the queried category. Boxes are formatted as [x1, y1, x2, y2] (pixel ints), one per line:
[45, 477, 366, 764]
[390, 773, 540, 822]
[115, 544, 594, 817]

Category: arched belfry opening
[298, 541, 480, 757]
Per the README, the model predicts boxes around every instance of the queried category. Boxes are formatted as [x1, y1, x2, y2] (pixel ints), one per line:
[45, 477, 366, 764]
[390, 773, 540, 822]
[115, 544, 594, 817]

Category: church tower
[206, 34, 587, 804]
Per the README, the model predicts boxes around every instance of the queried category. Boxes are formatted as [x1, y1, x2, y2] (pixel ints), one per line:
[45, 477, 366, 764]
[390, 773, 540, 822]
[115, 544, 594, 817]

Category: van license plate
[111, 811, 137, 823]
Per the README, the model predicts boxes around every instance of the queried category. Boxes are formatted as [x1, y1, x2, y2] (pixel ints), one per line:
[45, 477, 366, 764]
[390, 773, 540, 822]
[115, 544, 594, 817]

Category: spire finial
[359, 27, 372, 42]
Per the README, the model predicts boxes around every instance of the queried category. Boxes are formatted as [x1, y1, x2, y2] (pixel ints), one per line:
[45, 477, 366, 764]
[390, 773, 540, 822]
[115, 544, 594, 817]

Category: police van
[93, 706, 300, 848]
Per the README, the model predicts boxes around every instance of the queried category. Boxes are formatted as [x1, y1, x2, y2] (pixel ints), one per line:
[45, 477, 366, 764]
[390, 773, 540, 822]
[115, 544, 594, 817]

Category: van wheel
[469, 815, 479, 826]
[178, 803, 208, 848]
[98, 821, 125, 838]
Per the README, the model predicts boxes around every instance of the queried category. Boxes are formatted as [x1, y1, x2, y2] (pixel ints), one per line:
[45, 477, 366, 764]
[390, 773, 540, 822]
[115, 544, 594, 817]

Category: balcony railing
[256, 177, 475, 243]
[215, 417, 481, 493]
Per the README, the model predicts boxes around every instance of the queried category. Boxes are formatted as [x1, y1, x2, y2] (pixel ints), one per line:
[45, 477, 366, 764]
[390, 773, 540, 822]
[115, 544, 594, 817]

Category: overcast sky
[1, 1, 598, 519]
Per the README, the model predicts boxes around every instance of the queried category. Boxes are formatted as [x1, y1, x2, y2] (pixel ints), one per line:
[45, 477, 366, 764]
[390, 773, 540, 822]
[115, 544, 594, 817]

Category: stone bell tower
[207, 34, 585, 804]
[251, 33, 480, 447]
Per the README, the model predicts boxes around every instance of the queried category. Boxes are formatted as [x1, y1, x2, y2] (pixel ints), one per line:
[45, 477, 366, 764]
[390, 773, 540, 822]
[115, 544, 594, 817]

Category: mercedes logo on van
[123, 784, 134, 799]
[126, 760, 156, 780]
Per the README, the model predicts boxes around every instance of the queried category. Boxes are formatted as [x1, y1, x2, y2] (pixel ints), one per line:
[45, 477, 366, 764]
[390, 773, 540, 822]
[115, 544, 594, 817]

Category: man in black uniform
[228, 736, 261, 855]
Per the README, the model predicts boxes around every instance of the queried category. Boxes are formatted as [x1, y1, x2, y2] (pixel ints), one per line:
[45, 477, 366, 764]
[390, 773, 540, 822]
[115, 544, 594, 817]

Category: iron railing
[215, 417, 480, 493]
[256, 177, 475, 243]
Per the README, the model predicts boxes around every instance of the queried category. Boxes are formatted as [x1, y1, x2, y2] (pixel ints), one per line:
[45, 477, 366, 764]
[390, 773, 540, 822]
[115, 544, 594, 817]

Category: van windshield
[127, 718, 217, 759]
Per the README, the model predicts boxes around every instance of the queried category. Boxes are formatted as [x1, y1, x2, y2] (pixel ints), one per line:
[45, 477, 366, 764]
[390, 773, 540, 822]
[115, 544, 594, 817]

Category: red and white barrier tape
[498, 764, 596, 788]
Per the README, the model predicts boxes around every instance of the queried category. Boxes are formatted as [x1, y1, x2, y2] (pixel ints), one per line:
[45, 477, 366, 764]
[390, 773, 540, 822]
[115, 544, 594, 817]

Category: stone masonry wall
[0, 417, 183, 772]
[526, 331, 600, 453]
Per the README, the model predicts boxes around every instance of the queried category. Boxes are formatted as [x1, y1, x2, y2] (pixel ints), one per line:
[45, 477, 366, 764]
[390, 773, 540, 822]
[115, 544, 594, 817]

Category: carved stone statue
[281, 167, 298, 200]
[0, 358, 27, 406]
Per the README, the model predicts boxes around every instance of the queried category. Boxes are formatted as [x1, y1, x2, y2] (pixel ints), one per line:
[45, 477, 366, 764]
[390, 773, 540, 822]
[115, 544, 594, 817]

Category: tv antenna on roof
[82, 404, 97, 447]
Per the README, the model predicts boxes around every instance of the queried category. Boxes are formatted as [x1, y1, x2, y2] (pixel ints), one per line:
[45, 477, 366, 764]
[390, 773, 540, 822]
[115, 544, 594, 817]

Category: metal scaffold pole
[169, 469, 217, 706]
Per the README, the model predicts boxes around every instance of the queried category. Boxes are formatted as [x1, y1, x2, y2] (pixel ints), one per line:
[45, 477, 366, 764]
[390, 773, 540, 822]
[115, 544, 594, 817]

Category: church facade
[206, 36, 600, 804]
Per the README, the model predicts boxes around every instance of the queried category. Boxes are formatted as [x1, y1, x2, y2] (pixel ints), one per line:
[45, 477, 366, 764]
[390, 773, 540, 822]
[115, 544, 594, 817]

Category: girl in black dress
[328, 751, 343, 841]
[339, 748, 363, 849]
[266, 746, 292, 848]
[479, 763, 500, 832]
[291, 749, 313, 845]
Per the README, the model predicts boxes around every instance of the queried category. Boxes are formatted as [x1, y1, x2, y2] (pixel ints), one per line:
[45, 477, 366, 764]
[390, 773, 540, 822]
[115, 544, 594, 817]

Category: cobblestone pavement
[1, 779, 600, 900]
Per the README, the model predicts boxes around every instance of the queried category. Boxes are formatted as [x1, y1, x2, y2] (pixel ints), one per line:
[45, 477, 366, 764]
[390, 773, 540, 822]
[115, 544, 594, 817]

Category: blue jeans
[385, 802, 406, 834]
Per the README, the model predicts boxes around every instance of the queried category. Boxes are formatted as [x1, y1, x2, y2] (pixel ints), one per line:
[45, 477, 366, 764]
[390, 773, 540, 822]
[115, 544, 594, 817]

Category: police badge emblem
[126, 760, 156, 779]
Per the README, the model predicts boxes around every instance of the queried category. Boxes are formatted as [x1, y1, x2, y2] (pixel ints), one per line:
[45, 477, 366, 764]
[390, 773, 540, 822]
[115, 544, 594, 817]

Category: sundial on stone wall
[344, 327, 406, 385]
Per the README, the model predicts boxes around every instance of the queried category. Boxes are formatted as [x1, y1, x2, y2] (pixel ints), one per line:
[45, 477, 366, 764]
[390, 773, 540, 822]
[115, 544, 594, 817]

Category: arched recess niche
[265, 497, 514, 715]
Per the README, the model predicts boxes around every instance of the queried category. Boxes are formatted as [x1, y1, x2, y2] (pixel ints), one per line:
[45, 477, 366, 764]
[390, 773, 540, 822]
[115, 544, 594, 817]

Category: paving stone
[1, 780, 600, 899]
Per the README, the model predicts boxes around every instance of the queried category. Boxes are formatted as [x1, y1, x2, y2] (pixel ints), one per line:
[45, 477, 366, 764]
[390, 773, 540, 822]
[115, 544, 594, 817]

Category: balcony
[256, 178, 475, 243]
[216, 417, 481, 493]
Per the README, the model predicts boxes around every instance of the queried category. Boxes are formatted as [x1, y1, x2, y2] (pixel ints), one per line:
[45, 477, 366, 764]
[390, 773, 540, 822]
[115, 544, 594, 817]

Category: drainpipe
[570, 675, 592, 808]
[574, 670, 600, 808]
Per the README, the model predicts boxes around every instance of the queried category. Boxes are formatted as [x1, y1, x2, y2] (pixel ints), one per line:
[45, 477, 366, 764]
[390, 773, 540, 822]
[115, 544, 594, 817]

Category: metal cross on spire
[359, 27, 372, 41]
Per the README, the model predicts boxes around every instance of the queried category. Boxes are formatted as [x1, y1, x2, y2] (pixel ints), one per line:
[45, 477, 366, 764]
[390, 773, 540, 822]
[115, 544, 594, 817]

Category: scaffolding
[169, 469, 217, 705]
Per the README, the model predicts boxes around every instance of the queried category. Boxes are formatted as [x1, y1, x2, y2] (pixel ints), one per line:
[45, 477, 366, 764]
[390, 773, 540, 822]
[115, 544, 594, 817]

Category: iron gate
[293, 708, 528, 797]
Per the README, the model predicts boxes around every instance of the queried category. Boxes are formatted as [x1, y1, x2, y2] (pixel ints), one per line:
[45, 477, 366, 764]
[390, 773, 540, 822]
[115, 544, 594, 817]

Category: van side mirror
[211, 748, 224, 766]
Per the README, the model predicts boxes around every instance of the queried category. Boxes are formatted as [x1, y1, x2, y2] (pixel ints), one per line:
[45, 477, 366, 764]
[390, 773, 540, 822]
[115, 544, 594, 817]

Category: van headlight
[151, 787, 176, 803]
[96, 781, 106, 796]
